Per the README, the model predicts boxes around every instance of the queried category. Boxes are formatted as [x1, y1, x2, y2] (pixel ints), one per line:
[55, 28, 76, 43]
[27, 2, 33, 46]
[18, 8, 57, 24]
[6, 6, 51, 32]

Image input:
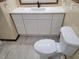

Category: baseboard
[0, 35, 20, 41]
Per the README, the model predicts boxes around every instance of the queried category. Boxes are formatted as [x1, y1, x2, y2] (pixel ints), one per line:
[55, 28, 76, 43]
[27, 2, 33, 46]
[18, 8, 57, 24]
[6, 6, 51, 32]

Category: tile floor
[0, 36, 64, 59]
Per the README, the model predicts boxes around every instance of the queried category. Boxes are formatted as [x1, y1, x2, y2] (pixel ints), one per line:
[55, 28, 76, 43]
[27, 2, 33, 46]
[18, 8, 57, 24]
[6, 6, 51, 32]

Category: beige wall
[64, 12, 79, 37]
[63, 1, 79, 59]
[5, 0, 18, 12]
[0, 1, 18, 39]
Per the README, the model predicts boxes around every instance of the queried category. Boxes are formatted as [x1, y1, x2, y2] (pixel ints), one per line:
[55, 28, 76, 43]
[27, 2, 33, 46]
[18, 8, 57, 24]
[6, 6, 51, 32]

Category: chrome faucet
[37, 1, 40, 8]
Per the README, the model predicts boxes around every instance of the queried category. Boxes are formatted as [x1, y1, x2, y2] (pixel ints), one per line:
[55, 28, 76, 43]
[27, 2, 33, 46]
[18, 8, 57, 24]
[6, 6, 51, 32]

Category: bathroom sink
[30, 7, 46, 11]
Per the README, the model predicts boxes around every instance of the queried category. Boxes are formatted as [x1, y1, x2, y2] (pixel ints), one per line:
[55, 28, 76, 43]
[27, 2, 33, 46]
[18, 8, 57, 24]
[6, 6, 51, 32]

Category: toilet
[34, 27, 79, 59]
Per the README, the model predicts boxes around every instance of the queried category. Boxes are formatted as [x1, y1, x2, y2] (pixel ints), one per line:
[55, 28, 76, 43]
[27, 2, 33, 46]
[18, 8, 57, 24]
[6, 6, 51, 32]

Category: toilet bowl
[34, 39, 57, 56]
[34, 27, 79, 59]
[34, 39, 61, 59]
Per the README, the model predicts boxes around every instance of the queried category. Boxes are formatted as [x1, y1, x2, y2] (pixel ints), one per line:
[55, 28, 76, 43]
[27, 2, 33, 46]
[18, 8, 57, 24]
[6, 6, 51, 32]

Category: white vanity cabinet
[23, 14, 52, 35]
[11, 13, 64, 36]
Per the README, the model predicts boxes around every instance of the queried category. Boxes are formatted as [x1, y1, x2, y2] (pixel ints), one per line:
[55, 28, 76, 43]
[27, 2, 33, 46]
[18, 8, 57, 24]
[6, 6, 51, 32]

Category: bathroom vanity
[10, 7, 65, 36]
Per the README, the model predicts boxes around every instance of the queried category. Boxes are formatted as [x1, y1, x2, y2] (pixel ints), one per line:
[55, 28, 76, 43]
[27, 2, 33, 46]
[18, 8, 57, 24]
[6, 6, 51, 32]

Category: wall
[5, 0, 18, 12]
[63, 0, 79, 59]
[0, 1, 18, 39]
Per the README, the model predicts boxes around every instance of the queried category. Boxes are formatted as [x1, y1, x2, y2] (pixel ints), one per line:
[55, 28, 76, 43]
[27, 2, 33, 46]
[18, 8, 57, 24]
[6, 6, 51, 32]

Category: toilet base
[40, 55, 48, 59]
[50, 54, 61, 59]
[40, 54, 61, 59]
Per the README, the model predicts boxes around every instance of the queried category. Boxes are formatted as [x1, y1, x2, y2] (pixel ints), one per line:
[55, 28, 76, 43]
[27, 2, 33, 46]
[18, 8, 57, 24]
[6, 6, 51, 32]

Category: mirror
[72, 0, 79, 3]
[19, 0, 58, 5]
[0, 0, 4, 2]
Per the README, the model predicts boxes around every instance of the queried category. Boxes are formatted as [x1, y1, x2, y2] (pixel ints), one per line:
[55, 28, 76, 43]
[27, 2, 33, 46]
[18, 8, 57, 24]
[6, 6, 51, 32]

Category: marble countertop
[10, 7, 65, 13]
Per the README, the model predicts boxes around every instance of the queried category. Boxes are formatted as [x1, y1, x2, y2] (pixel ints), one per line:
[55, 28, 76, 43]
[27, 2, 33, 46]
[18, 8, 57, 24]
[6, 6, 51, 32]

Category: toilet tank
[60, 27, 79, 56]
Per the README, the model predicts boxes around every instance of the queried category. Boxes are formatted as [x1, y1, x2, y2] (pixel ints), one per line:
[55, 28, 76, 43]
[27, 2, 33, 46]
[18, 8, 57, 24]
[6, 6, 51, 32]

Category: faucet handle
[37, 1, 40, 8]
[37, 1, 39, 4]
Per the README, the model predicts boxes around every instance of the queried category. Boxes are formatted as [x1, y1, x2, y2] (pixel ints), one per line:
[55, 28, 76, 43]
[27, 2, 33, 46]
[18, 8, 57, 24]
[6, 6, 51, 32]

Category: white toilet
[34, 27, 79, 59]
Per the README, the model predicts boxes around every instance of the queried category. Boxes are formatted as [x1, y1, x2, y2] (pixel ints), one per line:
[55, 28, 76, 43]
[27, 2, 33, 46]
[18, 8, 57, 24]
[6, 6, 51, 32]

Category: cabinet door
[11, 14, 25, 34]
[24, 19, 51, 35]
[51, 14, 64, 35]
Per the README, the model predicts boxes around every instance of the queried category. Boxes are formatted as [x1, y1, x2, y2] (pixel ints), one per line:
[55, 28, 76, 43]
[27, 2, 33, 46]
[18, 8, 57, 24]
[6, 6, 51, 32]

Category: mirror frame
[19, 0, 58, 5]
[0, 0, 4, 2]
[72, 0, 79, 4]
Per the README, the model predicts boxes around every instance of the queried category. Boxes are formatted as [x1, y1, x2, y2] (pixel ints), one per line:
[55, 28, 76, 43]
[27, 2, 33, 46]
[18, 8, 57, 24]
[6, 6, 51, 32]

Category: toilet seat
[34, 39, 57, 56]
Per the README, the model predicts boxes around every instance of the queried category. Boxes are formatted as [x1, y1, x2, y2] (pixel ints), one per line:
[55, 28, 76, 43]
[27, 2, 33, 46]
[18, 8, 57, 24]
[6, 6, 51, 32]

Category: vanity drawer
[22, 14, 52, 20]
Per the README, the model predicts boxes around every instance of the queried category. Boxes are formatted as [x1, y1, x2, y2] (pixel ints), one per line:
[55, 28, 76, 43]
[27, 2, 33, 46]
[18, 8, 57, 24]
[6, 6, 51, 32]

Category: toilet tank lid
[61, 26, 79, 47]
